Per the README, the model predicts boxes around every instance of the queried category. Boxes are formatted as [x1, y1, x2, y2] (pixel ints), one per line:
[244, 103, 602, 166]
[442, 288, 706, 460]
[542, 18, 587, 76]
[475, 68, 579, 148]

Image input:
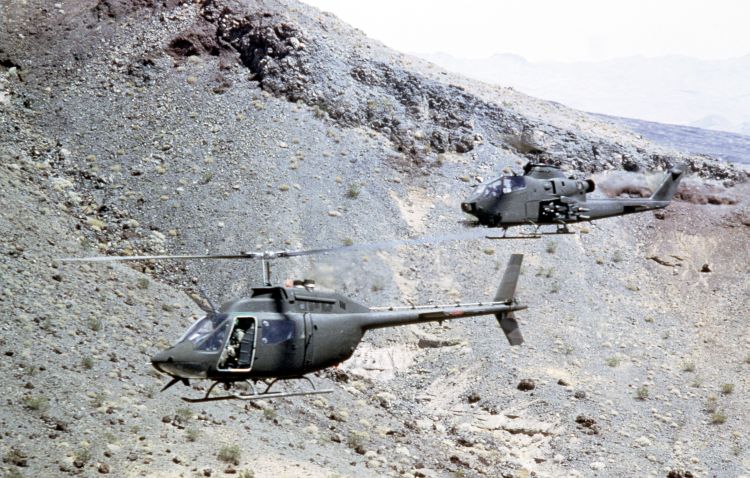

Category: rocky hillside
[1, 1, 749, 477]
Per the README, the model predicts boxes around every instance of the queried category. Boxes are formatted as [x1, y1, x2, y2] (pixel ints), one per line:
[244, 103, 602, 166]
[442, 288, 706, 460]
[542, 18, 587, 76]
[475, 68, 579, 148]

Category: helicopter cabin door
[303, 312, 314, 369]
[219, 317, 256, 372]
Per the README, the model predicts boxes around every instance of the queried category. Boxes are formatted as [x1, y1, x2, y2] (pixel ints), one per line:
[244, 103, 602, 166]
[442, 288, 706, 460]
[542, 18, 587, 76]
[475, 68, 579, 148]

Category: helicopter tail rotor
[494, 254, 524, 346]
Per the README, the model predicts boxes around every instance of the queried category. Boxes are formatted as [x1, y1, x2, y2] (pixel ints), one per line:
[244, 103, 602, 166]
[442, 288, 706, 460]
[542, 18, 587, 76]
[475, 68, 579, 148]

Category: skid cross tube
[181, 376, 333, 403]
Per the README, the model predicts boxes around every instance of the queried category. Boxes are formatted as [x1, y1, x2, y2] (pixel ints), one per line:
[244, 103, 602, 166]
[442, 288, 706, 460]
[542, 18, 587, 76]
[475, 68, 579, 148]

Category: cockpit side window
[260, 320, 296, 345]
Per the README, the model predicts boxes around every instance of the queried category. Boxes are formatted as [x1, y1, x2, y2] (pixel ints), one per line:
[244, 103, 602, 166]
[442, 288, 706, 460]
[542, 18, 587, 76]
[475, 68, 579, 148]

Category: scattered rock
[633, 436, 652, 448]
[575, 415, 599, 435]
[667, 470, 695, 478]
[517, 379, 535, 391]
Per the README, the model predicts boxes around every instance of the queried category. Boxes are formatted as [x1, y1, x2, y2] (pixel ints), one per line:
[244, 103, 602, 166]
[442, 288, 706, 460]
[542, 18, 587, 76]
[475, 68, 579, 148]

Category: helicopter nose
[150, 349, 171, 374]
[150, 343, 210, 379]
[461, 202, 477, 214]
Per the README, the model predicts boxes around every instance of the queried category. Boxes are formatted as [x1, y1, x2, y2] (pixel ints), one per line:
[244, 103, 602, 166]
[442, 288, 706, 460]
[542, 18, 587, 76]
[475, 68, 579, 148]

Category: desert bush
[22, 395, 49, 412]
[636, 386, 649, 400]
[218, 444, 241, 465]
[711, 411, 727, 424]
[346, 184, 361, 199]
[87, 317, 103, 332]
[175, 407, 193, 423]
[721, 383, 734, 395]
[81, 356, 94, 370]
[346, 430, 369, 450]
[263, 408, 277, 421]
[705, 395, 718, 413]
[186, 426, 200, 442]
[4, 448, 27, 467]
[74, 446, 91, 465]
[91, 392, 106, 408]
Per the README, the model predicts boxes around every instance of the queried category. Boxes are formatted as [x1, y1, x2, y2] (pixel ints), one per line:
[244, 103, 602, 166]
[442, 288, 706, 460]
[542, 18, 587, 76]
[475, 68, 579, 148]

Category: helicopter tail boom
[360, 254, 526, 346]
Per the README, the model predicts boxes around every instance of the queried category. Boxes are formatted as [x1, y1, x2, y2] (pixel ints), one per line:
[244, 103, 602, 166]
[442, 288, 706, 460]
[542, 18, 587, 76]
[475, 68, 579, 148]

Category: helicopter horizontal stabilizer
[494, 254, 524, 346]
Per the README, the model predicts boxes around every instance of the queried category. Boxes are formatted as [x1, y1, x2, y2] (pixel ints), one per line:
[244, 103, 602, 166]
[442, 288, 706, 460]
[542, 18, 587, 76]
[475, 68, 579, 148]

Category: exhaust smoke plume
[595, 170, 662, 198]
[596, 170, 737, 205]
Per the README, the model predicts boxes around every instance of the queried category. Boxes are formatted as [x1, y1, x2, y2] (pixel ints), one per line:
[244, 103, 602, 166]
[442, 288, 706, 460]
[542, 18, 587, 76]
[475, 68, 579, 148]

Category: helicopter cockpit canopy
[468, 176, 526, 202]
[501, 176, 526, 194]
[178, 312, 231, 352]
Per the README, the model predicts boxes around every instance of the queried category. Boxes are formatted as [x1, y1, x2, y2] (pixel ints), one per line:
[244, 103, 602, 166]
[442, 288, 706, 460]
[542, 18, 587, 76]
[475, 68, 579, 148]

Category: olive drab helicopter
[461, 163, 686, 237]
[62, 245, 527, 403]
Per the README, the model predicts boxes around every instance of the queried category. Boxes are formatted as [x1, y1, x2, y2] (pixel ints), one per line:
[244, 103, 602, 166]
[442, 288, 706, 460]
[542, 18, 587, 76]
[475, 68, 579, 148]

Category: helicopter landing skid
[486, 221, 576, 240]
[485, 233, 542, 240]
[485, 224, 542, 240]
[181, 376, 333, 403]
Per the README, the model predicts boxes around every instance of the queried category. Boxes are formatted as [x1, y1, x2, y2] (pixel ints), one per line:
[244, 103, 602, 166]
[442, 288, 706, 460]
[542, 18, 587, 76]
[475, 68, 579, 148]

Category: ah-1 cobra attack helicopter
[461, 163, 686, 237]
[63, 242, 527, 403]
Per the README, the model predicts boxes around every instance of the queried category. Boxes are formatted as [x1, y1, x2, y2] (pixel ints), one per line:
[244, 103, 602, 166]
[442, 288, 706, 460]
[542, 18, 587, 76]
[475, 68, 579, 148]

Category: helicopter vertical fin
[494, 254, 524, 346]
[650, 164, 686, 201]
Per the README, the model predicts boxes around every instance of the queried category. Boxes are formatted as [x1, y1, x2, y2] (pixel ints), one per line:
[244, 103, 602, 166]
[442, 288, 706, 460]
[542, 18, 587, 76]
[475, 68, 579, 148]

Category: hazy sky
[304, 0, 750, 62]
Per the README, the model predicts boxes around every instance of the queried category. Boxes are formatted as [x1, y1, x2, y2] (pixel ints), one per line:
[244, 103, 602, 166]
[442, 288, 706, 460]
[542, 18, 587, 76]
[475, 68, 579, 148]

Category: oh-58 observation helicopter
[63, 242, 527, 403]
[461, 162, 686, 237]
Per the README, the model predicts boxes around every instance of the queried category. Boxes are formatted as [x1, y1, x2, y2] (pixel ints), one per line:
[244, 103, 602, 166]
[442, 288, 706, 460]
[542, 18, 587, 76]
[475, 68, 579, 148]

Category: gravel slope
[1, 1, 749, 477]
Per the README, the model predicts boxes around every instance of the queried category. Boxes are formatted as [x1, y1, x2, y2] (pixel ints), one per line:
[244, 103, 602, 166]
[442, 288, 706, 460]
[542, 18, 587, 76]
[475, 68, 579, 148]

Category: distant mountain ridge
[595, 114, 750, 166]
[418, 52, 750, 135]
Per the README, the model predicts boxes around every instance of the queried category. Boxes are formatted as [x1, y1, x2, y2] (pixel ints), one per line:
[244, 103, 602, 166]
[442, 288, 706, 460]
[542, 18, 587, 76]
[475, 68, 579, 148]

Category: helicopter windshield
[179, 313, 231, 352]
[468, 178, 502, 201]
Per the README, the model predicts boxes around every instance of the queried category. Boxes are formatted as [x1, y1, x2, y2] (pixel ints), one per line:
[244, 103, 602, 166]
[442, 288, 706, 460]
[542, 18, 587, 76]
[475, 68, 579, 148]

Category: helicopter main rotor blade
[59, 229, 501, 264]
[59, 252, 265, 262]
